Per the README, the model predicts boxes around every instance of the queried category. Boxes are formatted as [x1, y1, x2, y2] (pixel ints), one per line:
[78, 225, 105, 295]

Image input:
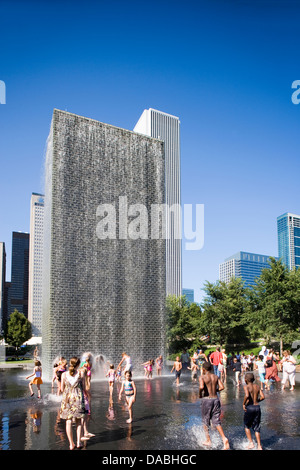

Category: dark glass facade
[10, 232, 29, 318]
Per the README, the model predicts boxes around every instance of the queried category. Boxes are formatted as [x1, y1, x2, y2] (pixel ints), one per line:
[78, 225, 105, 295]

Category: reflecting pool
[0, 367, 299, 451]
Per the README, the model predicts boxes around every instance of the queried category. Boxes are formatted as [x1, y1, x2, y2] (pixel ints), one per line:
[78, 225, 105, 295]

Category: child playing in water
[199, 362, 230, 450]
[141, 359, 154, 379]
[243, 372, 265, 450]
[171, 357, 182, 386]
[255, 355, 266, 390]
[106, 364, 116, 396]
[26, 360, 43, 398]
[187, 358, 199, 382]
[233, 357, 242, 386]
[55, 358, 67, 396]
[155, 355, 163, 376]
[118, 370, 136, 423]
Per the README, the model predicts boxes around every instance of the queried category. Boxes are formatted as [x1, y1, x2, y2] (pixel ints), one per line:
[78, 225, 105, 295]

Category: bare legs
[202, 424, 230, 450]
[245, 427, 263, 450]
[66, 418, 83, 450]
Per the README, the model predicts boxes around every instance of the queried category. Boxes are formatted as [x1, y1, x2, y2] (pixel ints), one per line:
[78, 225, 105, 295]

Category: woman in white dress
[281, 350, 297, 391]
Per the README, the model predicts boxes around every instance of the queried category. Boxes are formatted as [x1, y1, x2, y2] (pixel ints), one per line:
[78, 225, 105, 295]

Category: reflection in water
[0, 368, 299, 450]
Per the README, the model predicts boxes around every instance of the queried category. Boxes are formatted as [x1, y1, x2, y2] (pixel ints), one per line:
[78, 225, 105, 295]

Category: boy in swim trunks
[243, 372, 265, 450]
[199, 362, 230, 450]
[171, 356, 182, 386]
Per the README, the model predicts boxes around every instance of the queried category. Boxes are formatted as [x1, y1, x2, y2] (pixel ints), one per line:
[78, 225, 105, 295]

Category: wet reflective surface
[0, 367, 299, 450]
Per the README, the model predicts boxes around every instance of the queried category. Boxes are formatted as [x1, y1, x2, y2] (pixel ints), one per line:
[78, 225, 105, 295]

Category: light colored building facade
[134, 108, 182, 297]
[28, 193, 44, 336]
[277, 212, 300, 270]
[219, 251, 276, 287]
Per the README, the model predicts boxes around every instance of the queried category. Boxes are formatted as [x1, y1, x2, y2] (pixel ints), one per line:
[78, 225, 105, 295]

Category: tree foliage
[250, 258, 300, 348]
[166, 295, 202, 354]
[200, 277, 250, 346]
[5, 309, 32, 351]
[166, 259, 300, 356]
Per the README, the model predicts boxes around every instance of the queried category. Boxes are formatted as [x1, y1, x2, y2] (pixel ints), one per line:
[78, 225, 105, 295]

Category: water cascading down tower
[42, 109, 166, 379]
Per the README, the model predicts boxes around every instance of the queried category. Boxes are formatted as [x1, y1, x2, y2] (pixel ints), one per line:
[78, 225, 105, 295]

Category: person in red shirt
[209, 347, 223, 378]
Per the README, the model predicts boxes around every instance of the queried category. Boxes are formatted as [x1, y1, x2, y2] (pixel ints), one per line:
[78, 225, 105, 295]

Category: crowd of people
[168, 345, 298, 450]
[173, 346, 297, 392]
[24, 346, 297, 450]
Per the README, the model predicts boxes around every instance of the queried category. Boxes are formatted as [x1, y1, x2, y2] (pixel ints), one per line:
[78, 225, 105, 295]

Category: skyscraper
[219, 251, 276, 287]
[28, 193, 44, 335]
[0, 242, 6, 333]
[42, 109, 166, 379]
[277, 212, 300, 270]
[10, 232, 29, 317]
[134, 108, 182, 297]
[182, 288, 194, 303]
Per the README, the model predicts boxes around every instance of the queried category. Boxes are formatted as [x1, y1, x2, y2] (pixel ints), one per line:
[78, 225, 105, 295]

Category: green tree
[166, 295, 202, 354]
[251, 258, 300, 353]
[200, 277, 250, 346]
[5, 309, 32, 353]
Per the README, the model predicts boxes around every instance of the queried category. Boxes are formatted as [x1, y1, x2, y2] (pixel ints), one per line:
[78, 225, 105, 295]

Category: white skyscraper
[28, 193, 44, 335]
[134, 108, 182, 297]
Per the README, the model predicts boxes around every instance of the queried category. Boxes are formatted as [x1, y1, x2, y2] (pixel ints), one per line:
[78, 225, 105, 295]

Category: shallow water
[0, 368, 299, 451]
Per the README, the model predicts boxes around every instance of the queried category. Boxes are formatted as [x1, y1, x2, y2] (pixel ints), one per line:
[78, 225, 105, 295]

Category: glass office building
[10, 232, 29, 317]
[277, 212, 300, 270]
[182, 288, 194, 303]
[219, 251, 276, 287]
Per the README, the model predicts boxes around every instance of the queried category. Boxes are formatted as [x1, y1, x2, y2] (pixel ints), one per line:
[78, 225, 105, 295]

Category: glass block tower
[42, 109, 166, 379]
[277, 212, 300, 270]
[134, 109, 182, 297]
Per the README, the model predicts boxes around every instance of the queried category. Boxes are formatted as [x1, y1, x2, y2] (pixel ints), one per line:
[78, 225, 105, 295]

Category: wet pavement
[0, 366, 299, 451]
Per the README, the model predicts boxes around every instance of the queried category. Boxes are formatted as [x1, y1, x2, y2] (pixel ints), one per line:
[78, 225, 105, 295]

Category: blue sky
[1, 0, 300, 302]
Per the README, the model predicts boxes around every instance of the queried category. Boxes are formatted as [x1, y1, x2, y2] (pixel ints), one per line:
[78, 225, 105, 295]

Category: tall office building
[28, 193, 44, 335]
[182, 288, 194, 303]
[10, 232, 30, 317]
[219, 251, 276, 287]
[0, 242, 6, 333]
[277, 212, 300, 270]
[134, 108, 182, 297]
[42, 109, 166, 379]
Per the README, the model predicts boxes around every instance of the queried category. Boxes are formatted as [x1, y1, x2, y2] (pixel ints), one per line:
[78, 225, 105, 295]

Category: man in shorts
[199, 362, 230, 450]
